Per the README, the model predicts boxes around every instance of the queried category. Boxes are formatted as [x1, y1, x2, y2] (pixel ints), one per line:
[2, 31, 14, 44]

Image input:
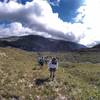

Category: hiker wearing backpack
[38, 56, 44, 68]
[48, 57, 58, 81]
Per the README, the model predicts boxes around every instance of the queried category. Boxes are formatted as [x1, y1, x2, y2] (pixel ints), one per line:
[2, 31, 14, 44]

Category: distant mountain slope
[92, 44, 100, 49]
[78, 44, 100, 52]
[0, 35, 86, 51]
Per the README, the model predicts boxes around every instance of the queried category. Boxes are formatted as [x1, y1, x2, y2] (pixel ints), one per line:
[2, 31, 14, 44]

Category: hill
[77, 43, 100, 52]
[91, 44, 100, 51]
[0, 47, 100, 99]
[0, 35, 86, 51]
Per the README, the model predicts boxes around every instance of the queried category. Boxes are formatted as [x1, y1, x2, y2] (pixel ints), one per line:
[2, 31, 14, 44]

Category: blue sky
[0, 0, 84, 22]
[50, 0, 84, 22]
[0, 0, 100, 47]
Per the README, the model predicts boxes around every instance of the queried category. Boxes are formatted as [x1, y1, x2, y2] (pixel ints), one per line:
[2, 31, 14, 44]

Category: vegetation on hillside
[0, 47, 100, 100]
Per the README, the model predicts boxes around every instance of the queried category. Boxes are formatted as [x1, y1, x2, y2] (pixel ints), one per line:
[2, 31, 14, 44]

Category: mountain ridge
[0, 35, 86, 51]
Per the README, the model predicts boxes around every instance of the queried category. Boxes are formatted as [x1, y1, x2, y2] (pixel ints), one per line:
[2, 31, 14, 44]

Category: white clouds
[76, 0, 100, 47]
[0, 0, 84, 42]
[48, 0, 60, 6]
[0, 22, 33, 38]
[0, 0, 100, 47]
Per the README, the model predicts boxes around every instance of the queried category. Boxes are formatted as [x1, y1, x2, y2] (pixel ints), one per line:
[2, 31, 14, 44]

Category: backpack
[51, 58, 57, 65]
[39, 58, 43, 62]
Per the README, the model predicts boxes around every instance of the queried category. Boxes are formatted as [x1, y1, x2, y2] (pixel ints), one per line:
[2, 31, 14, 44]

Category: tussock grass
[0, 47, 100, 100]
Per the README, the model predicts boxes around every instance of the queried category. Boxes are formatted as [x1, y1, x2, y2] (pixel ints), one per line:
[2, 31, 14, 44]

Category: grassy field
[0, 47, 100, 100]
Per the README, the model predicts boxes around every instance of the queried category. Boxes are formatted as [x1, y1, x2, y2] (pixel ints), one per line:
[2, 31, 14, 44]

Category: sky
[0, 0, 100, 47]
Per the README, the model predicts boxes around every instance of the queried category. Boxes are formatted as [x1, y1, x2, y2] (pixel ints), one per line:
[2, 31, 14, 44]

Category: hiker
[38, 56, 44, 68]
[48, 57, 58, 81]
[44, 56, 49, 64]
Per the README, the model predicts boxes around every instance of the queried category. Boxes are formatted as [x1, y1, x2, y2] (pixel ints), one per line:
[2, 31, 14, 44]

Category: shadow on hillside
[35, 77, 50, 86]
[1, 94, 19, 100]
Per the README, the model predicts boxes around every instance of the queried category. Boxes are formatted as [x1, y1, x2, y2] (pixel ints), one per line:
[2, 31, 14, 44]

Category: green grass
[0, 47, 100, 100]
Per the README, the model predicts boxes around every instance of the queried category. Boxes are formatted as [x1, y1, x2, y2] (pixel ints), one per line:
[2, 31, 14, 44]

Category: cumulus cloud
[48, 0, 60, 6]
[75, 0, 100, 47]
[0, 0, 84, 42]
[0, 0, 100, 47]
[0, 22, 33, 38]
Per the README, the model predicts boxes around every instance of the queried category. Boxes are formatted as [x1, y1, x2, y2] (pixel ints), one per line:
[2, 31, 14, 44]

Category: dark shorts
[39, 62, 44, 66]
[49, 68, 56, 72]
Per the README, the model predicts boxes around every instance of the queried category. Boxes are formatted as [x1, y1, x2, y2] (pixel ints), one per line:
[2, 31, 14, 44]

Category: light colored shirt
[48, 60, 58, 69]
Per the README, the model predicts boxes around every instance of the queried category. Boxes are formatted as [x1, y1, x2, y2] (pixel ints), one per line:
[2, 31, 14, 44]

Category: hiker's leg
[49, 69, 52, 78]
[50, 71, 54, 81]
[50, 71, 52, 78]
[49, 68, 55, 80]
[41, 63, 43, 68]
[52, 69, 56, 80]
[52, 71, 55, 80]
[50, 71, 53, 80]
